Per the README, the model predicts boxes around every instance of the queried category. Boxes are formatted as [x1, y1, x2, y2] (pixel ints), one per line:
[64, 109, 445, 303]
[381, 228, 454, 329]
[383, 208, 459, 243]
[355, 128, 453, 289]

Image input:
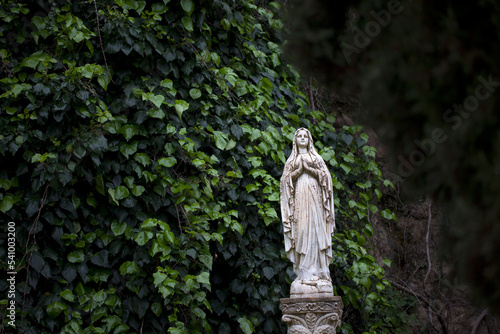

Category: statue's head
[293, 128, 314, 152]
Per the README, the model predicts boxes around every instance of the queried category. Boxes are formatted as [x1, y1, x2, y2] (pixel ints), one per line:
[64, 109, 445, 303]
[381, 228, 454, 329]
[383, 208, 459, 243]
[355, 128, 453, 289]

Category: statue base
[280, 296, 343, 334]
[290, 278, 334, 298]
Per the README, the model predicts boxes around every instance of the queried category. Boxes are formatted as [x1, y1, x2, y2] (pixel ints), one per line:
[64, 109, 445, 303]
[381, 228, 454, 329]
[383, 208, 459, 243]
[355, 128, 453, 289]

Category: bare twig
[21, 183, 50, 318]
[390, 278, 449, 334]
[406, 263, 422, 282]
[174, 203, 184, 234]
[403, 217, 408, 266]
[93, 0, 115, 84]
[309, 76, 315, 111]
[389, 277, 426, 309]
[471, 309, 488, 334]
[20, 183, 49, 269]
[396, 182, 405, 209]
[140, 316, 145, 334]
[42, 47, 68, 71]
[424, 197, 434, 333]
[424, 198, 432, 289]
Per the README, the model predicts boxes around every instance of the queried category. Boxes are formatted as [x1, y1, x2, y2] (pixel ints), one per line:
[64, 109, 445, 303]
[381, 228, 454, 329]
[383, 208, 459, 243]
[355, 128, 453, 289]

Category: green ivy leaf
[60, 289, 75, 302]
[340, 163, 351, 174]
[134, 230, 153, 246]
[174, 100, 189, 120]
[180, 0, 194, 16]
[119, 261, 140, 275]
[108, 186, 130, 205]
[124, 176, 134, 188]
[153, 271, 167, 287]
[147, 108, 166, 119]
[189, 88, 201, 99]
[182, 17, 193, 32]
[67, 250, 85, 263]
[102, 315, 121, 332]
[95, 174, 105, 195]
[0, 179, 12, 190]
[160, 78, 173, 89]
[238, 317, 255, 334]
[225, 139, 236, 150]
[134, 153, 151, 166]
[131, 184, 145, 196]
[158, 157, 177, 167]
[231, 222, 244, 235]
[150, 94, 165, 108]
[213, 131, 228, 150]
[141, 218, 158, 230]
[162, 230, 175, 244]
[120, 125, 139, 141]
[383, 179, 395, 188]
[91, 250, 109, 267]
[0, 195, 18, 213]
[211, 233, 223, 245]
[381, 209, 396, 221]
[192, 307, 205, 318]
[97, 72, 110, 90]
[245, 184, 259, 192]
[47, 301, 67, 318]
[258, 77, 273, 95]
[119, 141, 138, 159]
[196, 272, 210, 285]
[262, 267, 274, 280]
[221, 18, 230, 30]
[111, 221, 127, 236]
[151, 302, 163, 317]
[93, 290, 107, 304]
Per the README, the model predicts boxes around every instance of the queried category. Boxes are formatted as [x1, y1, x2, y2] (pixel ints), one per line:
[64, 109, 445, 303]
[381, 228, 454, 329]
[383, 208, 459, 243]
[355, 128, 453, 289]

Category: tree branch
[424, 197, 432, 291]
[471, 309, 488, 334]
[309, 76, 315, 111]
[390, 276, 448, 334]
[424, 197, 434, 333]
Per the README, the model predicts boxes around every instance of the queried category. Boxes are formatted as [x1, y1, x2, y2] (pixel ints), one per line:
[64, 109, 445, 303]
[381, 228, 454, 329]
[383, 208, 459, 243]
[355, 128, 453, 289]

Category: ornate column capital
[280, 296, 343, 334]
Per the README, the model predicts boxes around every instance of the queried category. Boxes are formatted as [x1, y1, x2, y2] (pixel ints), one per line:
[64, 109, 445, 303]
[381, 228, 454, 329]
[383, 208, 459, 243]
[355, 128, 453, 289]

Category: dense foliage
[285, 0, 500, 314]
[1, 0, 412, 333]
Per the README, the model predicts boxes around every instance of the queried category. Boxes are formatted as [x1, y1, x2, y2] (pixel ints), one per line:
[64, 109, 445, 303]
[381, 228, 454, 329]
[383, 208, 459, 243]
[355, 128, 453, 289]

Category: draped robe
[281, 142, 335, 281]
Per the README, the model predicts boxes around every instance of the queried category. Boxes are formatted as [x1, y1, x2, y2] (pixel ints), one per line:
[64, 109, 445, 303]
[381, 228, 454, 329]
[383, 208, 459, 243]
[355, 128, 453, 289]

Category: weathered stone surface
[279, 129, 343, 333]
[280, 128, 336, 297]
[290, 278, 333, 298]
[280, 297, 343, 334]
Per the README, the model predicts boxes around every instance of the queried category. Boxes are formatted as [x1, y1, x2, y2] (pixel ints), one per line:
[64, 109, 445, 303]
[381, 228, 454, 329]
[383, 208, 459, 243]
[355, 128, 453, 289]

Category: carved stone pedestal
[280, 296, 343, 334]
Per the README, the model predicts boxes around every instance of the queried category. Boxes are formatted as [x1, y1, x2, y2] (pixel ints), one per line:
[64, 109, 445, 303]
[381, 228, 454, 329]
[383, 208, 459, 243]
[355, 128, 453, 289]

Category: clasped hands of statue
[290, 155, 318, 180]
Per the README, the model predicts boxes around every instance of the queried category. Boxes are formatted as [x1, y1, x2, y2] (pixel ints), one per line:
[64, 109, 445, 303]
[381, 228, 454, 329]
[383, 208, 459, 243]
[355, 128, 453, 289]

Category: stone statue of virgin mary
[280, 128, 336, 297]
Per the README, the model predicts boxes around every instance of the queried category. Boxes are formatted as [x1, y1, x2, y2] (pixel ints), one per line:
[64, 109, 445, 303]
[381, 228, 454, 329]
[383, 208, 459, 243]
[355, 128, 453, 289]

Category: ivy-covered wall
[1, 0, 412, 333]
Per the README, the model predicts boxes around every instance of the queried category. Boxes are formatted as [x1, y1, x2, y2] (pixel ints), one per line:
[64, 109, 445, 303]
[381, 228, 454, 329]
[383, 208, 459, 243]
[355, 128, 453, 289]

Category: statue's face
[296, 130, 309, 149]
